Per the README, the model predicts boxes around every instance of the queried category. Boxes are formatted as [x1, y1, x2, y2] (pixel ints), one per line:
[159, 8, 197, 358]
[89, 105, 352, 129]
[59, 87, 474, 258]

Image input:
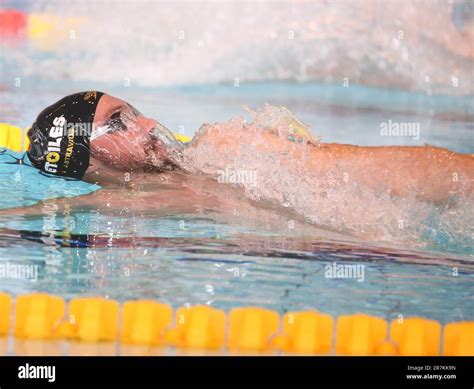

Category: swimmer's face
[89, 94, 174, 172]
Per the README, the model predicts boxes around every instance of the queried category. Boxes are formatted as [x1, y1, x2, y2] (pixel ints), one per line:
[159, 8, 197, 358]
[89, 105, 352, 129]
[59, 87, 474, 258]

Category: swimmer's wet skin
[4, 91, 473, 207]
[24, 91, 187, 181]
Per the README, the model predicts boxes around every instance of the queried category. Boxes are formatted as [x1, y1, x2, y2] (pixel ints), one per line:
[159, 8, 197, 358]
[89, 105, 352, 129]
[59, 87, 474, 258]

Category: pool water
[0, 205, 473, 323]
[1, 80, 473, 324]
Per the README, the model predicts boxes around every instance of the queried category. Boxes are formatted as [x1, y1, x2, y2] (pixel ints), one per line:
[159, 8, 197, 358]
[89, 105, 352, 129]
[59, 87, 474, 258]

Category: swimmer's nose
[137, 116, 158, 133]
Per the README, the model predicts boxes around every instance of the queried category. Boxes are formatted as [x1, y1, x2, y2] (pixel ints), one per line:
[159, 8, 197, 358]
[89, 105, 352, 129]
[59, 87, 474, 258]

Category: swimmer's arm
[0, 187, 192, 217]
[0, 173, 252, 217]
[310, 144, 474, 202]
[0, 175, 325, 235]
[187, 125, 473, 202]
[0, 189, 119, 217]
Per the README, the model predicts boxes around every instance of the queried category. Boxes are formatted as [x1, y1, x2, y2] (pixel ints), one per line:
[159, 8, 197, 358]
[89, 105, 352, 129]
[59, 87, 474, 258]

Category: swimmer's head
[27, 92, 181, 180]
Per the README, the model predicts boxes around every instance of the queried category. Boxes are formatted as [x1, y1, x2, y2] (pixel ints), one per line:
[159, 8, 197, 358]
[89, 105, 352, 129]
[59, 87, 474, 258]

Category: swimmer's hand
[243, 104, 320, 146]
[148, 122, 189, 171]
[150, 123, 182, 149]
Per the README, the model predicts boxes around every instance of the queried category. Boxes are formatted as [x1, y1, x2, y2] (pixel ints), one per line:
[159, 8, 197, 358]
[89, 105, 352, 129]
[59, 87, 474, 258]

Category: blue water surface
[0, 81, 473, 324]
[0, 150, 99, 209]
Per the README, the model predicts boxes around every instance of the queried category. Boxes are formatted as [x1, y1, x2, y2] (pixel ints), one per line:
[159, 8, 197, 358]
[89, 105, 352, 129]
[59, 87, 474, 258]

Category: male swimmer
[26, 91, 473, 206]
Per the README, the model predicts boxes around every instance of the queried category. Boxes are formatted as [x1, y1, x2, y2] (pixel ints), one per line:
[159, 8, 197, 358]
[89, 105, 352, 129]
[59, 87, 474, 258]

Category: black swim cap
[27, 91, 104, 179]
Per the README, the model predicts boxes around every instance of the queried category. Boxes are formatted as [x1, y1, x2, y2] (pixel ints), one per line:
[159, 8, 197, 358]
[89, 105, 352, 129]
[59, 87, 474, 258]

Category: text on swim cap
[44, 116, 66, 173]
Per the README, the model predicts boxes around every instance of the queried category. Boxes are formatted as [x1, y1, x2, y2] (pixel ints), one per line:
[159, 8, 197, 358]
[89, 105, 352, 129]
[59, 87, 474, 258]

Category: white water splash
[4, 0, 473, 94]
[184, 104, 474, 254]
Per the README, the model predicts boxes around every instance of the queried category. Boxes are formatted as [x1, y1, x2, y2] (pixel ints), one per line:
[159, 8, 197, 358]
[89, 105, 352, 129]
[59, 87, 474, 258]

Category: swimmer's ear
[85, 160, 100, 175]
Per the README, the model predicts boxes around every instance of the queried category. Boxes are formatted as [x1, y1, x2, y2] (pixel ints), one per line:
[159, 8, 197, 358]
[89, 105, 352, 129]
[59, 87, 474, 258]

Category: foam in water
[4, 0, 473, 94]
[183, 104, 473, 254]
